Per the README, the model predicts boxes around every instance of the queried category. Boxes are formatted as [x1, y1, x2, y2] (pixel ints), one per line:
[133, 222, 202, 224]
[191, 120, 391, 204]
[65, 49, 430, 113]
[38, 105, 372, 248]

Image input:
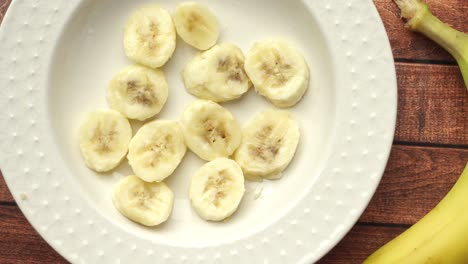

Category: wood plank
[318, 224, 406, 264]
[0, 171, 14, 203]
[360, 145, 468, 225]
[0, 205, 65, 264]
[374, 0, 468, 62]
[395, 63, 468, 145]
[0, 204, 402, 264]
[0, 0, 10, 24]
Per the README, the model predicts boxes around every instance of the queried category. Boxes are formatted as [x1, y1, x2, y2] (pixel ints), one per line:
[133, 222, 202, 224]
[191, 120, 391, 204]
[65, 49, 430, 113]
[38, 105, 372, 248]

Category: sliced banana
[79, 110, 132, 173]
[127, 120, 186, 182]
[173, 2, 220, 50]
[112, 175, 174, 226]
[124, 4, 176, 68]
[107, 65, 169, 121]
[244, 39, 310, 108]
[190, 158, 245, 221]
[234, 110, 300, 179]
[181, 100, 242, 161]
[182, 43, 250, 102]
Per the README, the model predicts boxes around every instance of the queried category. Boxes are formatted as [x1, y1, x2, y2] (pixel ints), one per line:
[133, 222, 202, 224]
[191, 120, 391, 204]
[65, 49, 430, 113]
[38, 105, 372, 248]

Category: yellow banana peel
[365, 163, 468, 263]
[365, 1, 468, 262]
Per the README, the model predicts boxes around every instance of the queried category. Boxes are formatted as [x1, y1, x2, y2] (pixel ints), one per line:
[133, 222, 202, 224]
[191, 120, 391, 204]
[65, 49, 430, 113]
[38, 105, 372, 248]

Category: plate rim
[0, 0, 397, 263]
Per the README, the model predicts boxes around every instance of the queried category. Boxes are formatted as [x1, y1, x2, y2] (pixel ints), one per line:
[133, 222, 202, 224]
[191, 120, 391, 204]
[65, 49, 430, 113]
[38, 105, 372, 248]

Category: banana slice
[124, 4, 176, 68]
[173, 2, 220, 50]
[182, 43, 250, 102]
[79, 110, 132, 173]
[127, 120, 186, 182]
[244, 40, 310, 108]
[181, 100, 242, 161]
[112, 175, 174, 226]
[190, 158, 245, 221]
[107, 65, 169, 121]
[234, 110, 300, 179]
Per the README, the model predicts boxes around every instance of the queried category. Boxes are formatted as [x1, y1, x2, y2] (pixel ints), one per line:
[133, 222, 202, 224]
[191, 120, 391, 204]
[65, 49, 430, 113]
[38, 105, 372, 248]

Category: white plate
[0, 0, 396, 263]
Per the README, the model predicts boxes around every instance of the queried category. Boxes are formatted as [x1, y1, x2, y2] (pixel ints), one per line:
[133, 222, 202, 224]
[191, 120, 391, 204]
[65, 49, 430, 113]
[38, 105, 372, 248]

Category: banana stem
[395, 0, 468, 89]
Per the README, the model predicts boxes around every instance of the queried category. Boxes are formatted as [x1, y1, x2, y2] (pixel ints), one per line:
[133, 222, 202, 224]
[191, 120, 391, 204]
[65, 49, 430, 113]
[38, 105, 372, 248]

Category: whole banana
[365, 163, 468, 263]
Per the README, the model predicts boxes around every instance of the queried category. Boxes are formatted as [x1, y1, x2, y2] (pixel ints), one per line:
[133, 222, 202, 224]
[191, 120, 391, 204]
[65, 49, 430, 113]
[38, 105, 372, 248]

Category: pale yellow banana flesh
[173, 2, 219, 50]
[182, 43, 251, 102]
[79, 110, 132, 173]
[107, 65, 169, 121]
[127, 120, 187, 183]
[112, 175, 174, 226]
[234, 109, 300, 179]
[244, 39, 310, 108]
[124, 4, 176, 68]
[181, 100, 242, 161]
[189, 158, 245, 221]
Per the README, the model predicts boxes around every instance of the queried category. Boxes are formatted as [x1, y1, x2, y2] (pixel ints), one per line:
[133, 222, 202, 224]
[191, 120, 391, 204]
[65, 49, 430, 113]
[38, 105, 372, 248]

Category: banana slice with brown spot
[107, 65, 169, 121]
[181, 100, 242, 161]
[127, 120, 186, 183]
[112, 175, 174, 226]
[182, 43, 251, 102]
[124, 4, 176, 68]
[234, 109, 300, 179]
[190, 158, 245, 221]
[79, 110, 132, 173]
[245, 39, 310, 108]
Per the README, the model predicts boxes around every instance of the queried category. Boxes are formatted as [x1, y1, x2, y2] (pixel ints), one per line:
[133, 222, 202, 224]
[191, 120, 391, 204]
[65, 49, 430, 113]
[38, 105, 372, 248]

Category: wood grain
[395, 63, 468, 145]
[374, 0, 468, 62]
[0, 0, 10, 24]
[318, 224, 407, 264]
[360, 145, 468, 225]
[0, 172, 14, 204]
[0, 205, 65, 264]
[0, 205, 404, 264]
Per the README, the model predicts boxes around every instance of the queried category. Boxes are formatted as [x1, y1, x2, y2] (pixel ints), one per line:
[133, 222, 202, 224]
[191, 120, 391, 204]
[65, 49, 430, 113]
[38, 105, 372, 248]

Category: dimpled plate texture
[0, 0, 396, 263]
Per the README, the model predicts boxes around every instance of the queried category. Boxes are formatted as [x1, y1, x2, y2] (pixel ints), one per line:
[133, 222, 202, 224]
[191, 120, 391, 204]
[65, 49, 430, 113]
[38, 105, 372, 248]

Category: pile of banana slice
[79, 2, 309, 227]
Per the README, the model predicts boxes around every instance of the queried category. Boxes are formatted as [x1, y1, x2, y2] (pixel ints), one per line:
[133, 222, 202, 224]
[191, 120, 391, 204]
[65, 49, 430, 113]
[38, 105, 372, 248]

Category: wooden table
[0, 0, 466, 263]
